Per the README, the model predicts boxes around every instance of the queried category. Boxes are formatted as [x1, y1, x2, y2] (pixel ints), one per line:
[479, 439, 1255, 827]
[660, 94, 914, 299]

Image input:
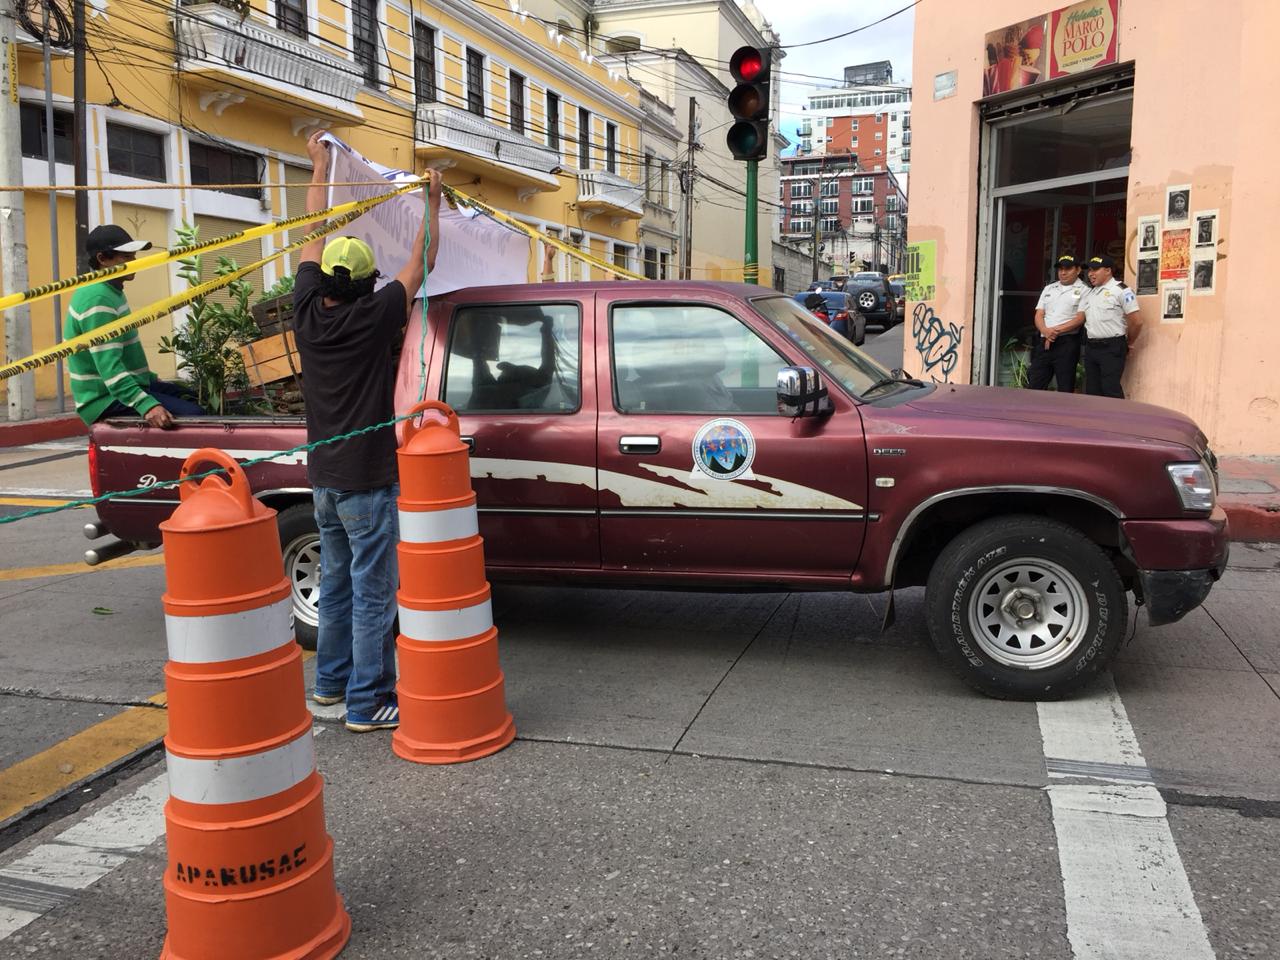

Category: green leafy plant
[1002, 336, 1031, 389]
[257, 274, 295, 303]
[159, 223, 261, 414]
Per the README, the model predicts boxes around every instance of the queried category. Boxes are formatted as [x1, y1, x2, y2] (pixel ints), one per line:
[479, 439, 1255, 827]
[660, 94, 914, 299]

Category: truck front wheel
[277, 504, 321, 651]
[924, 515, 1127, 700]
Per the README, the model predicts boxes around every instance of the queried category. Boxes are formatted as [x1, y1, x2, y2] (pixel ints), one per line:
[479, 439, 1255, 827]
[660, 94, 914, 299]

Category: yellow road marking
[0, 655, 316, 821]
[0, 497, 78, 508]
[0, 693, 169, 822]
[0, 553, 166, 582]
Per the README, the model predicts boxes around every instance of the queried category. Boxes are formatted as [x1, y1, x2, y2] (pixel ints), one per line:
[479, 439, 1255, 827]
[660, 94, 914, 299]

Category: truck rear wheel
[278, 504, 320, 651]
[924, 515, 1127, 700]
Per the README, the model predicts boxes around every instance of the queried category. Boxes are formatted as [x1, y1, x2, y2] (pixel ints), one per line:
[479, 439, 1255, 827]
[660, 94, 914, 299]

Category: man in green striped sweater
[64, 225, 204, 428]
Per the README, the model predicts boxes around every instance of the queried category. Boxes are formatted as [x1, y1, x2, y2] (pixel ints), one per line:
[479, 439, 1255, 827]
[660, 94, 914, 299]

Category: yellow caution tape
[0, 178, 428, 314]
[1, 181, 650, 379]
[0, 203, 375, 382]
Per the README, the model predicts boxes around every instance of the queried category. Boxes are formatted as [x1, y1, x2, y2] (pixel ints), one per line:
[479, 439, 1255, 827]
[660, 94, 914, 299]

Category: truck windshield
[750, 295, 893, 398]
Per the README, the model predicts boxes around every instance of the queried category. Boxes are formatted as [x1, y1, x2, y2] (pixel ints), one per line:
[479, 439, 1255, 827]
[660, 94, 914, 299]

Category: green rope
[0, 411, 420, 527]
[417, 211, 431, 404]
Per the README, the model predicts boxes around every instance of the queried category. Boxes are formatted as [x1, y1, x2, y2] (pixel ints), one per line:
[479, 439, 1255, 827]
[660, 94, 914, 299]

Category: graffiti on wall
[912, 303, 963, 383]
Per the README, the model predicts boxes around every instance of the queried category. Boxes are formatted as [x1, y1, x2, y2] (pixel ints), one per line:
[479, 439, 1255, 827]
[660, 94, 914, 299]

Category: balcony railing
[416, 102, 561, 187]
[173, 3, 363, 116]
[577, 169, 644, 218]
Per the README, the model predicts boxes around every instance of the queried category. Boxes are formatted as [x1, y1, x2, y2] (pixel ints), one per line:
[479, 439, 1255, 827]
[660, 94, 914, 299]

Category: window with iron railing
[546, 92, 561, 152]
[465, 49, 486, 117]
[578, 107, 591, 168]
[509, 71, 526, 134]
[352, 0, 379, 87]
[414, 22, 437, 103]
[606, 123, 618, 174]
[276, 0, 306, 38]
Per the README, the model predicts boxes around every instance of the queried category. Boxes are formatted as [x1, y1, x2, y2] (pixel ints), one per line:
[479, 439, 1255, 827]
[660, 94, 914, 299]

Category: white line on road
[0, 773, 167, 941]
[1038, 674, 1215, 960]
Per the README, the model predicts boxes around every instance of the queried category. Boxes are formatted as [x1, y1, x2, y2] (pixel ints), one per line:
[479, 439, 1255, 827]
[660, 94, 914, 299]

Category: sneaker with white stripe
[344, 699, 400, 733]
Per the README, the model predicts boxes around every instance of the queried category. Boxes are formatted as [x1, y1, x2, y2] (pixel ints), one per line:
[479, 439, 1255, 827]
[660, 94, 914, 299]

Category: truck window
[750, 295, 891, 398]
[611, 304, 785, 414]
[442, 303, 580, 413]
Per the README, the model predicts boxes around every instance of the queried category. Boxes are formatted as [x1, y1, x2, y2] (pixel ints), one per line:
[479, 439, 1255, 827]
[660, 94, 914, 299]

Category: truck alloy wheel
[858, 291, 877, 311]
[277, 504, 321, 651]
[925, 515, 1128, 700]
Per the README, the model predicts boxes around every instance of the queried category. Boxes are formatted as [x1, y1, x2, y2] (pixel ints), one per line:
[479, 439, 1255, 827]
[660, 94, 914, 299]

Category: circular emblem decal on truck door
[691, 419, 756, 481]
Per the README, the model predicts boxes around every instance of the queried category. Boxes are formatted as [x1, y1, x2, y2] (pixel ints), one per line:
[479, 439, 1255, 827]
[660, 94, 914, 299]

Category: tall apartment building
[778, 155, 907, 274]
[795, 61, 912, 185]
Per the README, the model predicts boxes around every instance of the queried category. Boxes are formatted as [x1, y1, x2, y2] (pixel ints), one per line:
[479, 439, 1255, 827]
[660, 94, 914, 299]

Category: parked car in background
[889, 280, 907, 322]
[847, 275, 898, 329]
[794, 290, 867, 345]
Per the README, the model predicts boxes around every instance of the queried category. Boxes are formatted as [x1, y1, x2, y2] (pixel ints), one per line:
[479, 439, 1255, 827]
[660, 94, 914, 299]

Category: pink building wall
[907, 0, 1279, 455]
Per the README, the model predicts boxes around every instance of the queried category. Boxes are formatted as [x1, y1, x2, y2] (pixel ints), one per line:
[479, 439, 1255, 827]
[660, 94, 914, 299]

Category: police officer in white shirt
[1028, 254, 1087, 392]
[1066, 254, 1143, 398]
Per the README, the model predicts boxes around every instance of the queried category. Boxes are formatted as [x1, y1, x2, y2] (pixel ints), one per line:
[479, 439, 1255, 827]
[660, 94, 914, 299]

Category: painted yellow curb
[0, 554, 166, 582]
[0, 693, 168, 822]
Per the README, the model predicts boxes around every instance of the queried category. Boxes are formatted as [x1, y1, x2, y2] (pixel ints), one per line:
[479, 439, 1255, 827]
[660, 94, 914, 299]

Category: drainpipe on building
[1, 0, 36, 420]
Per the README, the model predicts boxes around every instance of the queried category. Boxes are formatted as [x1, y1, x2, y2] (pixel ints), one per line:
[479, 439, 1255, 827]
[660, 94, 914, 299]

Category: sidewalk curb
[1223, 503, 1280, 542]
[0, 414, 86, 448]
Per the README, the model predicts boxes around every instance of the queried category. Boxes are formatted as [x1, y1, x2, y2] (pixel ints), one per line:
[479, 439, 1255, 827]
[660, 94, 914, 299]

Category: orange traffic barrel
[393, 401, 516, 764]
[158, 449, 350, 960]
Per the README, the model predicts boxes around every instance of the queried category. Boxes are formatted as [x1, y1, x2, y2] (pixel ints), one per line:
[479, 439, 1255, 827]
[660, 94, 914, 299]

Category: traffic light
[726, 46, 771, 162]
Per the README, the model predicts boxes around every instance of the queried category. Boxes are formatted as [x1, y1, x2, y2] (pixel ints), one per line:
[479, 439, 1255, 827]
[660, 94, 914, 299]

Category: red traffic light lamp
[726, 45, 772, 162]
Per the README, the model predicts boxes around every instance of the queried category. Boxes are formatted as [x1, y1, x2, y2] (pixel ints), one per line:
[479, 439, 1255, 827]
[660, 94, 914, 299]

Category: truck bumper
[1124, 506, 1230, 626]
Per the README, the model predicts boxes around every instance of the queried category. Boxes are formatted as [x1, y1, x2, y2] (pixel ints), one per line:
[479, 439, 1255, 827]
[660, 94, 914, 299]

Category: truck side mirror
[777, 366, 834, 418]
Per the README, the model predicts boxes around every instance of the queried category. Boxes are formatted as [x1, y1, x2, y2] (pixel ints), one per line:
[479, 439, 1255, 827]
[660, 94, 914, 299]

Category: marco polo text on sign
[1050, 0, 1119, 78]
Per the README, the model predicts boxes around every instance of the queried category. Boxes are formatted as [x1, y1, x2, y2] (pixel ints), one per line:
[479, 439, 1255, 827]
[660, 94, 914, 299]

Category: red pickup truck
[86, 281, 1228, 699]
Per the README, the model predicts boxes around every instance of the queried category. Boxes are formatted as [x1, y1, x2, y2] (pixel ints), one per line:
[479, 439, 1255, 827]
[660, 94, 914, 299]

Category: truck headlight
[1166, 462, 1216, 512]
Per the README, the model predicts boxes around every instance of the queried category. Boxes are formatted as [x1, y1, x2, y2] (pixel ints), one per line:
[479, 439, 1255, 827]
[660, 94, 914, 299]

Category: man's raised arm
[300, 130, 331, 267]
[396, 170, 443, 311]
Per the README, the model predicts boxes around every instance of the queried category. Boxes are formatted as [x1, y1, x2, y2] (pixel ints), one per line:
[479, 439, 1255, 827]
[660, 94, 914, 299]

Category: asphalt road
[0, 438, 1278, 958]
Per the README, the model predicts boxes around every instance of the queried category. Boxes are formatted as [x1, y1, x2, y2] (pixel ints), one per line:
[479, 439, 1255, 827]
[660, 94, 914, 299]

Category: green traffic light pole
[744, 158, 759, 285]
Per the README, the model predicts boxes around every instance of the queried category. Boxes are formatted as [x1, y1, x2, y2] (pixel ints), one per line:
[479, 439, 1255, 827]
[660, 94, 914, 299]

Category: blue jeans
[313, 485, 399, 718]
[101, 380, 206, 419]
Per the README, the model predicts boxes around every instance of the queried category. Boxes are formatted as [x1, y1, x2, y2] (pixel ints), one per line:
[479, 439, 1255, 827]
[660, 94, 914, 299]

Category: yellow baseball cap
[320, 237, 377, 280]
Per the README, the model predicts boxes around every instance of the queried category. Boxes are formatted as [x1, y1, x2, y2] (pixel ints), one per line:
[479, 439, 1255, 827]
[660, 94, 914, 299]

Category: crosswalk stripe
[1038, 674, 1215, 960]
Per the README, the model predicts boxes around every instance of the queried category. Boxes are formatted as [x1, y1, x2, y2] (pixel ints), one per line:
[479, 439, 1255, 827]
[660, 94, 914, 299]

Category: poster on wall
[1192, 256, 1217, 296]
[1049, 0, 1120, 78]
[1194, 210, 1218, 249]
[983, 16, 1048, 96]
[1160, 229, 1190, 281]
[1165, 185, 1192, 226]
[902, 240, 937, 301]
[1136, 257, 1159, 296]
[982, 0, 1119, 97]
[1161, 282, 1187, 323]
[1138, 215, 1161, 255]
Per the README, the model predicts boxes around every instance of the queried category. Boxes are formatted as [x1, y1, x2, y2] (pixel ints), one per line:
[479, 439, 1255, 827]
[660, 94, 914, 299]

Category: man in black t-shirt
[294, 130, 441, 733]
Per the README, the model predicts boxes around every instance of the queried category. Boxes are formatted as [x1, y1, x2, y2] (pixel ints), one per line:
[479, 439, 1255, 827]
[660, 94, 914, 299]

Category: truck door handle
[619, 435, 661, 455]
[460, 435, 475, 451]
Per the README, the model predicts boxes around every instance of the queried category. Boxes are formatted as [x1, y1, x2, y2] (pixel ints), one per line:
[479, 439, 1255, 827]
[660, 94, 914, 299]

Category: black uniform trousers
[1083, 335, 1128, 399]
[1027, 332, 1081, 392]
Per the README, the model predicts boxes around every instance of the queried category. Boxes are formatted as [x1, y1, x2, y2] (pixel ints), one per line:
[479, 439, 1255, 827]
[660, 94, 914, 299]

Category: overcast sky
[751, 0, 916, 150]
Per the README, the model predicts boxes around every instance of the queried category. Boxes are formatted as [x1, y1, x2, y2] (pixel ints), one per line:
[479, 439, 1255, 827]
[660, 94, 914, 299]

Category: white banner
[319, 135, 530, 298]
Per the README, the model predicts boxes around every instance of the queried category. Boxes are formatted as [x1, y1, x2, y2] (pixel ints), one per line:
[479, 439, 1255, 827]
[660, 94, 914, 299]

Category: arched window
[605, 34, 641, 54]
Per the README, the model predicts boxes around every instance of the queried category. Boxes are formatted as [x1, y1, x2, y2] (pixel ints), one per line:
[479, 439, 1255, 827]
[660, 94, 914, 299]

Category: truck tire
[278, 503, 321, 651]
[924, 515, 1127, 700]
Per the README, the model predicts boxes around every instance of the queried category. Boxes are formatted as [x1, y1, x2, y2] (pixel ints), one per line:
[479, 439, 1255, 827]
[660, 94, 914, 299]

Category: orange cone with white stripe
[392, 401, 516, 764]
[158, 449, 350, 960]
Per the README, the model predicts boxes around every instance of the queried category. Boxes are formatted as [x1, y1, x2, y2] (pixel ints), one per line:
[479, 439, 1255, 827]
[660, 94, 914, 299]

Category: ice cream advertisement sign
[983, 0, 1119, 97]
[1050, 0, 1119, 78]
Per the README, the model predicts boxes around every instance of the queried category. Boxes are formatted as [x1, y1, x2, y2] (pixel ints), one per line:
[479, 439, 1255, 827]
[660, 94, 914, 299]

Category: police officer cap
[1087, 254, 1116, 270]
[1055, 255, 1081, 268]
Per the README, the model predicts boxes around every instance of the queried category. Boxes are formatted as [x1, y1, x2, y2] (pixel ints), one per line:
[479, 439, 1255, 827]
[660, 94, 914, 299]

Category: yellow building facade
[7, 0, 647, 402]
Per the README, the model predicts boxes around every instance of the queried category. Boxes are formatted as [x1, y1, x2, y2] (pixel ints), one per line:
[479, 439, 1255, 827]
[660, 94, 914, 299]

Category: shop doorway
[977, 84, 1134, 386]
